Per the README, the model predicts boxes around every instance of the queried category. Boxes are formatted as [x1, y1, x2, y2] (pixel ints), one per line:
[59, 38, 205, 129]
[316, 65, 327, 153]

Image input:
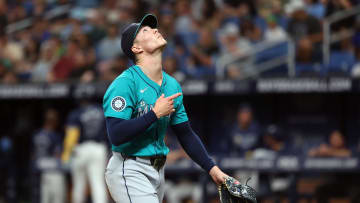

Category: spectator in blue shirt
[97, 24, 122, 61]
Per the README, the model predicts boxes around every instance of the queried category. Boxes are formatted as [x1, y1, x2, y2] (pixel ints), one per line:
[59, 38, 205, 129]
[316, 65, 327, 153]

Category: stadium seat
[295, 63, 324, 77]
[326, 51, 355, 75]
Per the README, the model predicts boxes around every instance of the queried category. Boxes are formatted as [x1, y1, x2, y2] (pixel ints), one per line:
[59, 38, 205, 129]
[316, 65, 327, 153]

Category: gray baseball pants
[105, 152, 165, 203]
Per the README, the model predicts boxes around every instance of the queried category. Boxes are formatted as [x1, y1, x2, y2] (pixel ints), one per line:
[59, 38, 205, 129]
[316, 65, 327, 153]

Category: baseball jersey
[67, 104, 107, 143]
[32, 129, 63, 172]
[103, 65, 188, 156]
[33, 129, 62, 159]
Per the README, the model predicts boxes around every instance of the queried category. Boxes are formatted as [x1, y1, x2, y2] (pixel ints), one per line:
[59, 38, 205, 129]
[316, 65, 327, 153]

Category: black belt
[121, 153, 166, 171]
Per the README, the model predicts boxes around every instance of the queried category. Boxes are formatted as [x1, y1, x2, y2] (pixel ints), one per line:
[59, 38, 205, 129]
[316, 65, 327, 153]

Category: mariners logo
[111, 96, 126, 112]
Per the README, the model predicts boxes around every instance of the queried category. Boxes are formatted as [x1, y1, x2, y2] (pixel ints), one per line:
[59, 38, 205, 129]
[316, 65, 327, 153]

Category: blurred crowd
[1, 0, 360, 84]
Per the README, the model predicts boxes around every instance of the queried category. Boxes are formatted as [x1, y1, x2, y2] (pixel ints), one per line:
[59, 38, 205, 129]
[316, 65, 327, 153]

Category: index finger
[166, 93, 182, 100]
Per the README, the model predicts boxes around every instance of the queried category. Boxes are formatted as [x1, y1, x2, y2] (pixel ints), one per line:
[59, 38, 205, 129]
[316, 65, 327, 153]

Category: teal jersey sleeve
[171, 82, 189, 125]
[103, 76, 136, 120]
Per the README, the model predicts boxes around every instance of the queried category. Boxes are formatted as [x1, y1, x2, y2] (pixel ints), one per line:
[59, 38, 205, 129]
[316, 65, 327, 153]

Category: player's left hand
[209, 166, 229, 185]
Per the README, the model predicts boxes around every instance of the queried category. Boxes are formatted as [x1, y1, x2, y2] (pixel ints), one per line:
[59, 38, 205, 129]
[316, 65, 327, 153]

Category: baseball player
[32, 109, 65, 203]
[103, 14, 228, 203]
[61, 100, 108, 203]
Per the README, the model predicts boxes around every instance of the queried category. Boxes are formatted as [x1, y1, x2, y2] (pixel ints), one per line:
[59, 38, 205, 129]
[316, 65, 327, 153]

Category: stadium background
[1, 0, 360, 202]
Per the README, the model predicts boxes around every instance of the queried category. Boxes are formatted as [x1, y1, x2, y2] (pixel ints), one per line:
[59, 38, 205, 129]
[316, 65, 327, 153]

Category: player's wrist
[152, 108, 161, 119]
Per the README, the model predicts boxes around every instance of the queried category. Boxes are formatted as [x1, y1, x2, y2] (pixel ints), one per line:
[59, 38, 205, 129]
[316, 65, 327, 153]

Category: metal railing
[5, 4, 71, 34]
[323, 5, 360, 65]
[215, 38, 296, 79]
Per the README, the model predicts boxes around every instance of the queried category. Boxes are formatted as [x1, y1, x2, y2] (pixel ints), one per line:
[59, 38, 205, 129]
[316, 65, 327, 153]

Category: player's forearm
[105, 110, 158, 146]
[61, 127, 80, 162]
[171, 121, 216, 172]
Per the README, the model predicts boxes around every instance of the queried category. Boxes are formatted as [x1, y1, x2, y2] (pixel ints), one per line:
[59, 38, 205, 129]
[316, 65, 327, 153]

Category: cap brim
[134, 14, 158, 39]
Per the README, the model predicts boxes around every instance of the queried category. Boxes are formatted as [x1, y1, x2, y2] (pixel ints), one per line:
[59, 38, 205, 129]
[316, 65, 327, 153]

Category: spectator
[264, 14, 288, 43]
[240, 19, 263, 43]
[2, 70, 18, 84]
[97, 54, 128, 81]
[187, 26, 218, 79]
[159, 4, 177, 59]
[7, 3, 27, 23]
[14, 59, 32, 82]
[0, 35, 24, 64]
[198, 0, 222, 31]
[310, 130, 358, 203]
[163, 55, 186, 82]
[174, 0, 194, 35]
[217, 22, 252, 79]
[32, 39, 58, 82]
[97, 23, 122, 61]
[0, 59, 9, 80]
[308, 130, 351, 157]
[32, 17, 52, 43]
[21, 33, 40, 64]
[287, 3, 322, 63]
[49, 39, 79, 82]
[85, 9, 107, 45]
[68, 50, 95, 83]
[31, 109, 66, 203]
[304, 0, 325, 19]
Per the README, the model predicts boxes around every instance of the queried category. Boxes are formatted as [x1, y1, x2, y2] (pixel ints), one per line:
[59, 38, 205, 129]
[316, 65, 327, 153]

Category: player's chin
[158, 40, 167, 49]
[160, 38, 167, 46]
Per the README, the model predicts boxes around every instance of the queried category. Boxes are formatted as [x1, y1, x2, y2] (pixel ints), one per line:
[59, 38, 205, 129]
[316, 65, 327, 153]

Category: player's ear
[131, 44, 143, 55]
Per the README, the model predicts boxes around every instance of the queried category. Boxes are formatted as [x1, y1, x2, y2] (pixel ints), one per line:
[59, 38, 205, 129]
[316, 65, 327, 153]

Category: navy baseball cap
[121, 14, 158, 62]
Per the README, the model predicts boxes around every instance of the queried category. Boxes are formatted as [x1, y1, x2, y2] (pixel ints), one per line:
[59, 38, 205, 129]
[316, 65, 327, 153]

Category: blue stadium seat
[295, 63, 324, 76]
[326, 51, 355, 75]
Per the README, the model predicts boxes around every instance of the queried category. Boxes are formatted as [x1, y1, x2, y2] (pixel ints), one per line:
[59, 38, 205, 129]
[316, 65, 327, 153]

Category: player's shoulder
[104, 67, 136, 94]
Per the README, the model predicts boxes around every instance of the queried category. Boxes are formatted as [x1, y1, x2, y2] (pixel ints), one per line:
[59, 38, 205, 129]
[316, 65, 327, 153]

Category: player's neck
[137, 54, 163, 85]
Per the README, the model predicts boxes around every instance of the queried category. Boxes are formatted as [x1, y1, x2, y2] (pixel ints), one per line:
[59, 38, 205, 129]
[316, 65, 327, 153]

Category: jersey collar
[132, 65, 166, 91]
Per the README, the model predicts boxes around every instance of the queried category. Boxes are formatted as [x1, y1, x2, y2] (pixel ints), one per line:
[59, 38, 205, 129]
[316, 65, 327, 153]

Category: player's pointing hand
[152, 93, 182, 118]
[166, 92, 182, 100]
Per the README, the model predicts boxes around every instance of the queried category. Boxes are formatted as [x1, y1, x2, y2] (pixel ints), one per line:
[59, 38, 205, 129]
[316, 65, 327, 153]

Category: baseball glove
[218, 177, 257, 203]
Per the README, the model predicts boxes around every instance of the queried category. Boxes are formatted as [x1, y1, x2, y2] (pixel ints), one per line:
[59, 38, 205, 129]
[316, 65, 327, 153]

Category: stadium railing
[323, 4, 360, 66]
[215, 38, 296, 80]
